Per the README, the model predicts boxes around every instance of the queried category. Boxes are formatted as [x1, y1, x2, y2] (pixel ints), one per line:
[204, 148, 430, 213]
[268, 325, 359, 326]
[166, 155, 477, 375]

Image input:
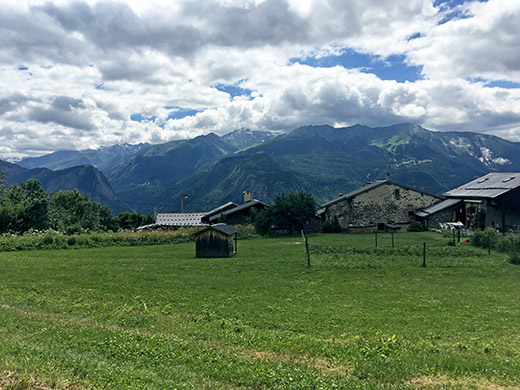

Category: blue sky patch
[130, 113, 157, 122]
[166, 107, 202, 120]
[214, 82, 253, 99]
[467, 77, 520, 89]
[289, 50, 423, 83]
[407, 32, 422, 41]
[95, 83, 105, 90]
[17, 66, 29, 71]
[434, 0, 488, 25]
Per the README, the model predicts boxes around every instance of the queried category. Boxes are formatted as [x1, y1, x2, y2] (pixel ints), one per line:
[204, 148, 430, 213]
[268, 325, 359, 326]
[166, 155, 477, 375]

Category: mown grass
[0, 232, 519, 389]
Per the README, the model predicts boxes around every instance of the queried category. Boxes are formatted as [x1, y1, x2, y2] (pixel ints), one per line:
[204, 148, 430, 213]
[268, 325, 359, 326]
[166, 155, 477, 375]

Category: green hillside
[0, 160, 129, 213]
[167, 152, 308, 212]
[105, 134, 237, 212]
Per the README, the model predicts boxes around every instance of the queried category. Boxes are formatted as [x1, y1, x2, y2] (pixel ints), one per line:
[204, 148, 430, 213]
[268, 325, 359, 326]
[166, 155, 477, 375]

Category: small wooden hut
[194, 223, 239, 258]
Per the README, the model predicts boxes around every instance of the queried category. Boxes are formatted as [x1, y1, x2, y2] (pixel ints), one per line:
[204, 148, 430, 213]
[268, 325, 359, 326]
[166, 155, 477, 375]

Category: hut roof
[194, 223, 239, 237]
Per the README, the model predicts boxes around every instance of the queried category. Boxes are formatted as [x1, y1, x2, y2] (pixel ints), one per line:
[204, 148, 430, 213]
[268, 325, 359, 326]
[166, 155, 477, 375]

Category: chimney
[338, 193, 344, 198]
[243, 190, 252, 203]
[386, 172, 390, 181]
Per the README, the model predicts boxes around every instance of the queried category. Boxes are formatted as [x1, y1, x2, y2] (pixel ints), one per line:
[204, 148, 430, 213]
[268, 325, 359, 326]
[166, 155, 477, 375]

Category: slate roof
[194, 223, 239, 236]
[321, 180, 440, 208]
[208, 199, 269, 222]
[443, 173, 520, 199]
[415, 198, 462, 218]
[321, 181, 386, 208]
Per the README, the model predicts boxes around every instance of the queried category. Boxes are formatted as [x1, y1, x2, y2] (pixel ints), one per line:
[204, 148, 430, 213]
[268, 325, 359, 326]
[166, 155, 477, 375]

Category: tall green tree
[49, 189, 104, 233]
[255, 191, 316, 235]
[0, 179, 49, 233]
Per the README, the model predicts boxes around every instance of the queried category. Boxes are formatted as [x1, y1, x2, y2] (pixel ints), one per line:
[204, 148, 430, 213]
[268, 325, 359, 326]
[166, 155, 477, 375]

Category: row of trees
[0, 178, 152, 234]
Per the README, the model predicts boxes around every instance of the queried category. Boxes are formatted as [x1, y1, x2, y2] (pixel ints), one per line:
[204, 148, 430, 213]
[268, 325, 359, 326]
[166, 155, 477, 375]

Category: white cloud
[0, 0, 519, 159]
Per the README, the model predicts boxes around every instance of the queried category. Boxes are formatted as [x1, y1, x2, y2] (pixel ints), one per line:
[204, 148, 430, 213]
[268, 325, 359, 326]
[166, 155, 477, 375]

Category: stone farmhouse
[318, 174, 441, 232]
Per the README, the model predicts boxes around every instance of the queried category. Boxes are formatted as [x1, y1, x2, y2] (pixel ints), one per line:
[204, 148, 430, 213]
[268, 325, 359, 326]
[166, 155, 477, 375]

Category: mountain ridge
[6, 124, 520, 213]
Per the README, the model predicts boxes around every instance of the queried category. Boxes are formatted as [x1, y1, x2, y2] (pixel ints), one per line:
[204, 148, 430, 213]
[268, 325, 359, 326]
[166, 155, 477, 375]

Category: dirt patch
[1, 372, 51, 390]
[239, 350, 349, 376]
[0, 372, 83, 390]
[408, 375, 520, 389]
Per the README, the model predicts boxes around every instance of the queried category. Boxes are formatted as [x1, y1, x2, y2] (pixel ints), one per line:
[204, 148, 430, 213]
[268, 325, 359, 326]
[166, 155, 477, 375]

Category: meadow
[0, 232, 519, 389]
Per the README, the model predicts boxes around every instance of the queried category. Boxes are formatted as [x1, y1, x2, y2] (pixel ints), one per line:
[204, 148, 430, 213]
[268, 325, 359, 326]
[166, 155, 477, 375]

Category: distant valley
[5, 124, 520, 214]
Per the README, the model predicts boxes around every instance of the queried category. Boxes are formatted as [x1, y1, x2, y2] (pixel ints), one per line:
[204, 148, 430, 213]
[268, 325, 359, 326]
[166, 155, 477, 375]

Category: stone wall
[325, 182, 440, 230]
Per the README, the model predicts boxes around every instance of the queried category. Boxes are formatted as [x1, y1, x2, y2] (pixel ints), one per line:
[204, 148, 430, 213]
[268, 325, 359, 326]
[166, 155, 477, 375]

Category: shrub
[321, 218, 342, 233]
[408, 221, 426, 232]
[509, 252, 520, 265]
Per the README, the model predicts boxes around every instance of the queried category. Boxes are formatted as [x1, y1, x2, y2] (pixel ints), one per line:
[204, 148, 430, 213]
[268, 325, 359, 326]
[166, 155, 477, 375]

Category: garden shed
[194, 223, 239, 258]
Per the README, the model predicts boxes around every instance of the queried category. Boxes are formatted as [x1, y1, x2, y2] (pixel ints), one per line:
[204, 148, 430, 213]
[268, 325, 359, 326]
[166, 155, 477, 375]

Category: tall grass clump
[0, 224, 260, 253]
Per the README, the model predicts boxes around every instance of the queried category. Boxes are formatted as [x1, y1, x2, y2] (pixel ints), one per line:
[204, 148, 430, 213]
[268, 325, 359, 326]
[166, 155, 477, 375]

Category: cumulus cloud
[0, 0, 519, 158]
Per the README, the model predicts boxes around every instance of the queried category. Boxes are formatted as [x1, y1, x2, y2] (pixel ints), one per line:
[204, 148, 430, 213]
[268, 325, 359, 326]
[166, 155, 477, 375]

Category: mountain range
[5, 124, 520, 214]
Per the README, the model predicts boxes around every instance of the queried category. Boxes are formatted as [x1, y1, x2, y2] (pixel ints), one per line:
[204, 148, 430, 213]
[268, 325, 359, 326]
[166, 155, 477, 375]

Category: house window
[394, 189, 400, 199]
[408, 210, 415, 218]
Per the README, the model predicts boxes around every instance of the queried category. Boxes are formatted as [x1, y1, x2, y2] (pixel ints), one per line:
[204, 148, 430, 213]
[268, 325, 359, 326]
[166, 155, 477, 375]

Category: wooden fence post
[422, 242, 426, 267]
[391, 230, 395, 248]
[375, 230, 378, 248]
[302, 230, 311, 267]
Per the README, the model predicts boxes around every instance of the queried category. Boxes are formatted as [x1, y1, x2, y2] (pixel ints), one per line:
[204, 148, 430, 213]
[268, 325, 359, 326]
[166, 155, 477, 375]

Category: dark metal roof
[194, 223, 239, 236]
[415, 198, 462, 218]
[321, 180, 440, 208]
[444, 173, 520, 199]
[209, 199, 269, 222]
[203, 201, 238, 219]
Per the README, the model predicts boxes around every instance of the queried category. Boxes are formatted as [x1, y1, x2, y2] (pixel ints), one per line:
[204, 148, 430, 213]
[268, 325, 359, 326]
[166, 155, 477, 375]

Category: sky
[1, 0, 520, 158]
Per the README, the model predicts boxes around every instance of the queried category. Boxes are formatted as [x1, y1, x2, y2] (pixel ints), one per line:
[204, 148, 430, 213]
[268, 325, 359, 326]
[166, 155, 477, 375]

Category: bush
[509, 252, 520, 265]
[471, 228, 499, 250]
[321, 218, 342, 233]
[497, 234, 520, 253]
[408, 221, 426, 232]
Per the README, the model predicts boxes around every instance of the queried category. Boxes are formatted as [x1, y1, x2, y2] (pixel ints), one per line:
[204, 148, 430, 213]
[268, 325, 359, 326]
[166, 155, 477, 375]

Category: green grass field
[1, 232, 519, 389]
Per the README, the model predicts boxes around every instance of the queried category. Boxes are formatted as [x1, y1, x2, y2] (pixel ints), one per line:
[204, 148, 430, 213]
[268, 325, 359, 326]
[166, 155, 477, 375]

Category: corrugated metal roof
[444, 173, 520, 199]
[209, 200, 269, 222]
[416, 198, 462, 217]
[156, 213, 207, 226]
[194, 223, 239, 236]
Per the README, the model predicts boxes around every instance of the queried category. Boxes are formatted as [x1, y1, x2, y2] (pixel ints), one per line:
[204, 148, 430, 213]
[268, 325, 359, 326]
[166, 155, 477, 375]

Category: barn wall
[325, 182, 439, 229]
[425, 208, 457, 229]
